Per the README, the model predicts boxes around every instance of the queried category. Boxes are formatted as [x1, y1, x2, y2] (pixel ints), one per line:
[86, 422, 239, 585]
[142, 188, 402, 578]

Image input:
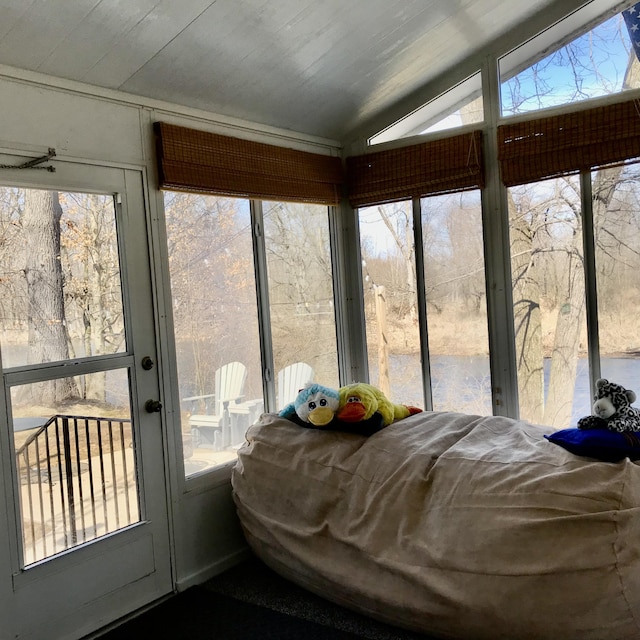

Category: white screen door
[0, 163, 172, 640]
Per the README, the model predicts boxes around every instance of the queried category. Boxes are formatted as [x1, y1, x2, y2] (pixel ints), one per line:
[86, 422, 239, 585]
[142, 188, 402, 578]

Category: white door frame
[0, 158, 173, 640]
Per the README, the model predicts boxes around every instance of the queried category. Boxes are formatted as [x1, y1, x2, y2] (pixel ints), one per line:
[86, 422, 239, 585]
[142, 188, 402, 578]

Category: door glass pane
[263, 201, 339, 409]
[0, 186, 139, 565]
[420, 191, 491, 414]
[593, 162, 640, 385]
[163, 193, 263, 477]
[12, 370, 138, 566]
[508, 176, 589, 428]
[0, 189, 124, 367]
[358, 202, 422, 407]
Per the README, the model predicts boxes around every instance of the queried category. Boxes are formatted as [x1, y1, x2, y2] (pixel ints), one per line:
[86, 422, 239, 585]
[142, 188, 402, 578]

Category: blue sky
[501, 10, 635, 115]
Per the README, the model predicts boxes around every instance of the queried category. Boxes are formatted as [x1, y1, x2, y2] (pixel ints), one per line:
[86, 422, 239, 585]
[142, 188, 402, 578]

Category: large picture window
[164, 193, 340, 477]
[358, 191, 491, 414]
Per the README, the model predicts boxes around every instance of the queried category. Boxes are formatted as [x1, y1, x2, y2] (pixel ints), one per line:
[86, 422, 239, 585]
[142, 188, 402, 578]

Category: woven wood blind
[154, 122, 344, 205]
[498, 98, 640, 187]
[345, 130, 484, 208]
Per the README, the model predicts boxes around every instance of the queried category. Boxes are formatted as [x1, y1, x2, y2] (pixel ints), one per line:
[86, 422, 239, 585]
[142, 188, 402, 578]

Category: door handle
[145, 399, 162, 413]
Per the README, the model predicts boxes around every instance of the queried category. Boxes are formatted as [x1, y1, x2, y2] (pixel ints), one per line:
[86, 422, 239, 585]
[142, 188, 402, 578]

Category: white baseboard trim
[175, 546, 253, 592]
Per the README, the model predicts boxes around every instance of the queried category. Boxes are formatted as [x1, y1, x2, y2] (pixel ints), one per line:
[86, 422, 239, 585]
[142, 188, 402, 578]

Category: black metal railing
[15, 414, 139, 564]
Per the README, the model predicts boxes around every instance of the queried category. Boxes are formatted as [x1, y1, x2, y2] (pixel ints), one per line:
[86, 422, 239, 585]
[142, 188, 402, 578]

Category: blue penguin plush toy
[279, 382, 340, 428]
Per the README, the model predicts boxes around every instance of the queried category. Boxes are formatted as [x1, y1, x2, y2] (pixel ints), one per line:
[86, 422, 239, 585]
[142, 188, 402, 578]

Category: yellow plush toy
[336, 382, 422, 429]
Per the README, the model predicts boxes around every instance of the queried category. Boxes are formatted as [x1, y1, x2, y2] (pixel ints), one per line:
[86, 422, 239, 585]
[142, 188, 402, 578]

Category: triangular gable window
[500, 0, 640, 117]
[370, 72, 483, 146]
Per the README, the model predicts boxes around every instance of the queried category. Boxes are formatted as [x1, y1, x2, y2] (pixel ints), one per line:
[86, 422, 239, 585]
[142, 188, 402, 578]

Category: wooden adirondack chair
[277, 362, 314, 410]
[185, 361, 247, 450]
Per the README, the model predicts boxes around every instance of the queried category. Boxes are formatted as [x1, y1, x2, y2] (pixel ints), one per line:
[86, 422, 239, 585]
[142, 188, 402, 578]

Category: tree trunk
[374, 285, 390, 397]
[83, 194, 108, 401]
[509, 191, 544, 423]
[377, 204, 418, 322]
[23, 190, 78, 405]
[543, 237, 585, 427]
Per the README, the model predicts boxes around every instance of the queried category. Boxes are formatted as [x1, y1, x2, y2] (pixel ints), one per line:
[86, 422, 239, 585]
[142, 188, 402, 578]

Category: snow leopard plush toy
[577, 378, 640, 432]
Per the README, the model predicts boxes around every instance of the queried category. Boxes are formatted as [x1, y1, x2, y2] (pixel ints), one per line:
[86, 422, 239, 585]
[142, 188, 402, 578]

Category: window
[593, 162, 640, 383]
[263, 201, 340, 408]
[508, 161, 640, 428]
[508, 176, 589, 427]
[164, 193, 263, 476]
[358, 192, 491, 413]
[500, 4, 640, 116]
[164, 193, 341, 477]
[359, 202, 422, 407]
[421, 191, 491, 414]
[0, 189, 125, 365]
[370, 72, 483, 145]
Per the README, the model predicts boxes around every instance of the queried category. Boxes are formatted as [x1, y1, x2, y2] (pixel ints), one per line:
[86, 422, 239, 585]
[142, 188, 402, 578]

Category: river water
[376, 354, 640, 427]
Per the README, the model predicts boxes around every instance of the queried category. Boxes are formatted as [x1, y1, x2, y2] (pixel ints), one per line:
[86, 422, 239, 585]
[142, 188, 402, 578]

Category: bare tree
[165, 193, 261, 398]
[22, 190, 78, 404]
[264, 201, 337, 382]
[61, 193, 123, 400]
[507, 21, 640, 427]
[376, 203, 417, 322]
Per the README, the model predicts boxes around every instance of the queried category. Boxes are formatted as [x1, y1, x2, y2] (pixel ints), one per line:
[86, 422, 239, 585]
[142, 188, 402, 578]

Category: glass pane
[163, 193, 263, 477]
[0, 189, 124, 368]
[12, 369, 138, 566]
[420, 94, 484, 136]
[501, 8, 640, 117]
[420, 191, 491, 414]
[359, 202, 422, 407]
[508, 176, 589, 428]
[370, 72, 483, 145]
[593, 162, 640, 385]
[263, 202, 339, 409]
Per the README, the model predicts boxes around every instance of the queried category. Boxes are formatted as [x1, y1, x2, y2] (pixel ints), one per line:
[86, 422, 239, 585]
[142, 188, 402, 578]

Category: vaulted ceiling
[0, 0, 607, 142]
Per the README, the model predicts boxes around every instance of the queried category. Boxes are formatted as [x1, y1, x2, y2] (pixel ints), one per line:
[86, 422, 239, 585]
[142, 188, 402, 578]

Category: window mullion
[250, 200, 276, 412]
[580, 170, 601, 399]
[411, 197, 433, 411]
[330, 200, 368, 385]
[481, 54, 519, 417]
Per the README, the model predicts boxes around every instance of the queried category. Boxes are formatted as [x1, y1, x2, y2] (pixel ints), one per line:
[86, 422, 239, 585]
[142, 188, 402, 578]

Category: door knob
[145, 399, 162, 413]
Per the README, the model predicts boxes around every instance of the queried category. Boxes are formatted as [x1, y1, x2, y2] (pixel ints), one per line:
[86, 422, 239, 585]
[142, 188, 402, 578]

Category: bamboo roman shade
[154, 122, 344, 205]
[345, 130, 484, 208]
[498, 97, 640, 187]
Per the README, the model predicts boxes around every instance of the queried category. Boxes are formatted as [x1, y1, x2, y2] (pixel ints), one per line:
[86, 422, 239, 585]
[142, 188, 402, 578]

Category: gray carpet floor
[203, 556, 432, 640]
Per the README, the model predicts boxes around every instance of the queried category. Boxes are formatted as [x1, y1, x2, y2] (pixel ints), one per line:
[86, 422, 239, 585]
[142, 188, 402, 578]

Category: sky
[413, 7, 636, 134]
[500, 10, 634, 116]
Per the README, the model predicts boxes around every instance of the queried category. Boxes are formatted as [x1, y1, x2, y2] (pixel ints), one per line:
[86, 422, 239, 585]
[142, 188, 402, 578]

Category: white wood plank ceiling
[0, 0, 613, 141]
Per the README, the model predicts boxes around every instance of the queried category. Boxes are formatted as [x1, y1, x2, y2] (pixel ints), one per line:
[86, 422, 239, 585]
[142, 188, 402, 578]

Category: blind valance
[154, 122, 344, 206]
[345, 130, 484, 208]
[498, 98, 640, 187]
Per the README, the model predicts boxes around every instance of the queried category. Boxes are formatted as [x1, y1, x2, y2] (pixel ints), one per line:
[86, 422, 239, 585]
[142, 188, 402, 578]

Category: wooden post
[374, 285, 390, 397]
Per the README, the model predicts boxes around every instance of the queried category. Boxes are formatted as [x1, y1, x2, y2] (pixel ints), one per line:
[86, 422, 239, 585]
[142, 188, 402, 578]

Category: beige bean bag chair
[231, 410, 640, 639]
